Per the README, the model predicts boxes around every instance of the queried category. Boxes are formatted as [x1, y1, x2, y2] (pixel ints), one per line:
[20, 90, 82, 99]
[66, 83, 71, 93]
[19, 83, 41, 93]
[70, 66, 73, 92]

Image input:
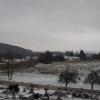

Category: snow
[0, 84, 97, 100]
[0, 60, 100, 100]
[0, 72, 100, 90]
[49, 96, 91, 100]
[22, 93, 32, 97]
[62, 97, 91, 100]
[34, 89, 45, 95]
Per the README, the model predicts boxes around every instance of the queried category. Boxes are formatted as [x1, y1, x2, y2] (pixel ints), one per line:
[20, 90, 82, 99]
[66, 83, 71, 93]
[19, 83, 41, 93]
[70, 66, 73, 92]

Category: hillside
[0, 43, 34, 58]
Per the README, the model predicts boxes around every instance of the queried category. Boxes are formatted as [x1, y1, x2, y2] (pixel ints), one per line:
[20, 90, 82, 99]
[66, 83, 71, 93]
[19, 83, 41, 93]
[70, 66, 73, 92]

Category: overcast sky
[0, 0, 100, 51]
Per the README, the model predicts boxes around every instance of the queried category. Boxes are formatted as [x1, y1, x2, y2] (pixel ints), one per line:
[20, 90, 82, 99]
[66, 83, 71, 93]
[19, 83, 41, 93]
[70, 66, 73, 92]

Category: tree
[79, 50, 86, 60]
[53, 54, 65, 62]
[84, 70, 100, 90]
[5, 49, 14, 80]
[66, 51, 74, 56]
[38, 51, 53, 64]
[59, 68, 79, 87]
[5, 62, 13, 80]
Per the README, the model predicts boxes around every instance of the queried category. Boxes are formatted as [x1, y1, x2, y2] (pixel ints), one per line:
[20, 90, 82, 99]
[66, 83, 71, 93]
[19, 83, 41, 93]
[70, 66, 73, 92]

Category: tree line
[37, 51, 65, 64]
[1, 49, 100, 64]
[66, 50, 100, 60]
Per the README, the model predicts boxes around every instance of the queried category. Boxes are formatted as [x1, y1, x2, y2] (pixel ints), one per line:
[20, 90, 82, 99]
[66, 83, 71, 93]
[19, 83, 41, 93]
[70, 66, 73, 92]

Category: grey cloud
[0, 0, 100, 51]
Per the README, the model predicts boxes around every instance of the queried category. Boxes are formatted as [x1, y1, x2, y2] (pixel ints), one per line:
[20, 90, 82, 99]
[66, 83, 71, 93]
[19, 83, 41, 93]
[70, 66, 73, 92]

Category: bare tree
[84, 70, 100, 90]
[59, 68, 79, 87]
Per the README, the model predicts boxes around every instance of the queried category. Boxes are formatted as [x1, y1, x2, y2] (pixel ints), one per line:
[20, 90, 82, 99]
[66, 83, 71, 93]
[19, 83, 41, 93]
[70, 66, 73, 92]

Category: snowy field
[35, 61, 100, 76]
[0, 72, 100, 90]
[0, 61, 100, 92]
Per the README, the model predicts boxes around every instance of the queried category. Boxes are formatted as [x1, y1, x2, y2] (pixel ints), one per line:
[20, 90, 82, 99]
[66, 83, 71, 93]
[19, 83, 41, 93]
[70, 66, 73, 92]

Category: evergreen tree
[38, 51, 53, 64]
[79, 50, 86, 60]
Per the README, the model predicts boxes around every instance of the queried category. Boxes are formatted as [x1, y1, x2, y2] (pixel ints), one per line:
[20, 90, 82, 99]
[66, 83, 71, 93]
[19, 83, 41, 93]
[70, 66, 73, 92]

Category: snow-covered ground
[0, 72, 100, 90]
[0, 85, 93, 100]
[35, 61, 100, 76]
[0, 60, 100, 100]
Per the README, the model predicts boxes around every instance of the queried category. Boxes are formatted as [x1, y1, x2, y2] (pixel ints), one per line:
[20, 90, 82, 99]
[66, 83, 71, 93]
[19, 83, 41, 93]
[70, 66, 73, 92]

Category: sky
[0, 0, 100, 52]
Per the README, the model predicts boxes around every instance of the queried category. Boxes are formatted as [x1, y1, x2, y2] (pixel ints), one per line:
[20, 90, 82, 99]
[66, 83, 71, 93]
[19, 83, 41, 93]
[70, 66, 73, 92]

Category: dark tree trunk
[8, 71, 13, 80]
[91, 82, 94, 90]
[8, 70, 10, 80]
[65, 82, 68, 87]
